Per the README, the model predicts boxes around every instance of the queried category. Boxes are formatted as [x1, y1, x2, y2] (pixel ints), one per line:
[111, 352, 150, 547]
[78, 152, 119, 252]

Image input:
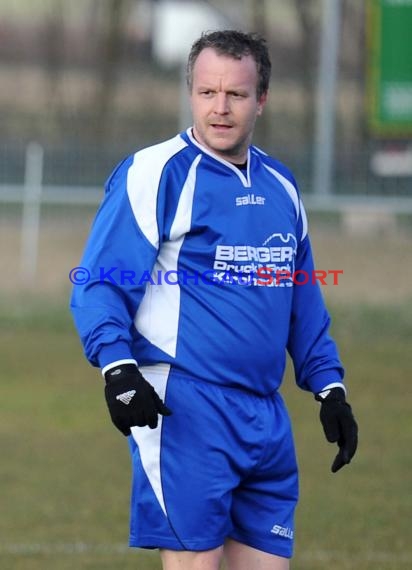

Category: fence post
[20, 142, 44, 283]
[312, 0, 342, 196]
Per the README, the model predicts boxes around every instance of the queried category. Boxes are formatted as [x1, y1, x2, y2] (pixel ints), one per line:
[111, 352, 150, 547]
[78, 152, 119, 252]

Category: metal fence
[1, 141, 412, 284]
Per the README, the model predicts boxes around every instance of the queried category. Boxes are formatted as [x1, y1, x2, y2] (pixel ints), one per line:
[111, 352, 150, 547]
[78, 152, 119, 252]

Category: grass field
[1, 299, 411, 570]
[1, 218, 411, 569]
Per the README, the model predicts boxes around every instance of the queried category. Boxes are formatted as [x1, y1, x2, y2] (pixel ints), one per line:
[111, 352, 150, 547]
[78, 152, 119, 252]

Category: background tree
[94, 0, 131, 139]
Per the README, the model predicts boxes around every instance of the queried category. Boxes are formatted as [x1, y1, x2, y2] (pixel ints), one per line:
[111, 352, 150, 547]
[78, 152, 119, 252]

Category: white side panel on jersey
[169, 154, 202, 240]
[263, 163, 300, 218]
[130, 364, 170, 516]
[299, 198, 308, 240]
[127, 135, 188, 249]
[134, 155, 201, 356]
[262, 162, 309, 242]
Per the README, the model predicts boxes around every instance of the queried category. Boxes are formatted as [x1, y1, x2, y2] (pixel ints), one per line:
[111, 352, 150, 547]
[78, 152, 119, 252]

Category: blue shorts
[128, 365, 298, 559]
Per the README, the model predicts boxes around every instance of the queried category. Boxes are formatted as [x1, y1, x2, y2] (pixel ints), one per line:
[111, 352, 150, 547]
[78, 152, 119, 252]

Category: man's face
[190, 48, 267, 164]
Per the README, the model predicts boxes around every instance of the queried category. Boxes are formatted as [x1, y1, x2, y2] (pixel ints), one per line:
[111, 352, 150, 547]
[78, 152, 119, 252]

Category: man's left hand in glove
[315, 386, 358, 473]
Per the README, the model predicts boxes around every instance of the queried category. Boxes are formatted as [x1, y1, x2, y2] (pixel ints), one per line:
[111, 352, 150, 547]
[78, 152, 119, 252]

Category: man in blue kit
[71, 30, 358, 570]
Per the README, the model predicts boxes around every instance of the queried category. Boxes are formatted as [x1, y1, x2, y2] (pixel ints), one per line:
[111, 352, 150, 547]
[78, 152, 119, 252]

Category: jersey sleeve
[287, 230, 345, 393]
[70, 155, 161, 369]
[257, 155, 344, 393]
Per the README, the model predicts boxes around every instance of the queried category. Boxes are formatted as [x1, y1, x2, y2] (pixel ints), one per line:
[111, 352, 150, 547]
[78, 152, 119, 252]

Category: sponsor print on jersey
[212, 233, 297, 287]
[235, 193, 266, 206]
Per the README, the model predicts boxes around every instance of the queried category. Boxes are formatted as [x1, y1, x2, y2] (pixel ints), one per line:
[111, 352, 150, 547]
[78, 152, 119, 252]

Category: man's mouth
[210, 123, 233, 131]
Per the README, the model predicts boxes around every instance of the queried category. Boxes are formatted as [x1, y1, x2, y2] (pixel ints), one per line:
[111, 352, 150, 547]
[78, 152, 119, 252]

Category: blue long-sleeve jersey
[71, 128, 344, 395]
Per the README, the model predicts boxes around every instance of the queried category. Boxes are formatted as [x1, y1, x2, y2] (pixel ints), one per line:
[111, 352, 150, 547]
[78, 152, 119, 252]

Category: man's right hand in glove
[104, 363, 172, 435]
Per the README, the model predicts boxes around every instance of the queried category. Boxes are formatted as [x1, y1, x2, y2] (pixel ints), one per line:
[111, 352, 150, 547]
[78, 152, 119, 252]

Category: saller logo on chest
[236, 194, 266, 206]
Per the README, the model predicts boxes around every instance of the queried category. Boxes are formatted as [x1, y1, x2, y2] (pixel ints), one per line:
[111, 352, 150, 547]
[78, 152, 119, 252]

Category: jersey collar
[184, 127, 252, 188]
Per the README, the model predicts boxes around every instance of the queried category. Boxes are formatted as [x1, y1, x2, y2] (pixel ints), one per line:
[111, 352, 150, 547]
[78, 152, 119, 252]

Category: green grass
[0, 299, 411, 569]
[284, 301, 412, 569]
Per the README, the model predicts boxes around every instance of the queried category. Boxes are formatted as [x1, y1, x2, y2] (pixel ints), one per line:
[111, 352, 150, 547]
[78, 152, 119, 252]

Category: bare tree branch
[291, 0, 319, 146]
[95, 0, 131, 138]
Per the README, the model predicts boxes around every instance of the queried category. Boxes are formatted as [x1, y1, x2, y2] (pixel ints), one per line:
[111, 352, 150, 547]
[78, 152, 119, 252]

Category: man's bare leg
[160, 546, 224, 570]
[224, 538, 289, 570]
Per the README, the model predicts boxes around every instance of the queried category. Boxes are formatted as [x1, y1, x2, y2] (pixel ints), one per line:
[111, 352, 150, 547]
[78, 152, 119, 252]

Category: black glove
[315, 387, 358, 473]
[104, 363, 172, 435]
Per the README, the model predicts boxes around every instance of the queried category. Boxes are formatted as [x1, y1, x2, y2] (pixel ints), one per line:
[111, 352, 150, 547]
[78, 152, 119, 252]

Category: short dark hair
[186, 30, 271, 98]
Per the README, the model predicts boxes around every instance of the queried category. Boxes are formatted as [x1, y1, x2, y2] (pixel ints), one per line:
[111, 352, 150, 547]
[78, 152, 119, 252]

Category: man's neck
[190, 128, 248, 167]
[231, 160, 248, 170]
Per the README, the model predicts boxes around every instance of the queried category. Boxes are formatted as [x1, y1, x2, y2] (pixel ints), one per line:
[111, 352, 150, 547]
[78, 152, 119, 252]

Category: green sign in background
[368, 0, 412, 135]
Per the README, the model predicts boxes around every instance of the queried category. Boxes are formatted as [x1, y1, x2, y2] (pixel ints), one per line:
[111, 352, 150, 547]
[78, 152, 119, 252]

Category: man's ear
[257, 91, 268, 116]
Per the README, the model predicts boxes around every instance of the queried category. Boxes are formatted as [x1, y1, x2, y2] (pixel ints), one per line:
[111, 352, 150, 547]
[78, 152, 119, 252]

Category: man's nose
[214, 92, 229, 114]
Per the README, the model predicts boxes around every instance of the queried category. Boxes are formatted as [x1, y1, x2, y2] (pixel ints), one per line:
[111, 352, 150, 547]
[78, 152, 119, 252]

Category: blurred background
[0, 1, 411, 569]
[1, 0, 412, 295]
